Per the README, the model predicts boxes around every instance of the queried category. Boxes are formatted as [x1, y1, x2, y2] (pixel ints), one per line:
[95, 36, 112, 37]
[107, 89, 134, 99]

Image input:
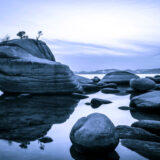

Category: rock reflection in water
[0, 95, 79, 147]
[70, 145, 119, 160]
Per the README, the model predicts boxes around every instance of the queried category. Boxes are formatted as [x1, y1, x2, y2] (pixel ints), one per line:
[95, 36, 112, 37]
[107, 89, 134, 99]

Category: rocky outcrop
[130, 91, 160, 110]
[0, 39, 81, 94]
[99, 71, 139, 85]
[121, 139, 160, 160]
[130, 78, 156, 92]
[70, 113, 119, 154]
[132, 120, 160, 136]
[0, 95, 79, 142]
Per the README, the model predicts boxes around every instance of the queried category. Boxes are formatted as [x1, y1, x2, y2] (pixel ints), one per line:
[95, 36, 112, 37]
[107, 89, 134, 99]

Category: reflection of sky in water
[0, 74, 156, 160]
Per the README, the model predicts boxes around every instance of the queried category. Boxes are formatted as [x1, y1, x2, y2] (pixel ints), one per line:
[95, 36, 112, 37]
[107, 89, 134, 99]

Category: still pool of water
[0, 74, 157, 160]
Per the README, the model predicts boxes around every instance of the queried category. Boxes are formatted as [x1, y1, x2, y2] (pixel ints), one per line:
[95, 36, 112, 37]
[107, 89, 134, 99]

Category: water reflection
[70, 145, 119, 160]
[0, 95, 79, 147]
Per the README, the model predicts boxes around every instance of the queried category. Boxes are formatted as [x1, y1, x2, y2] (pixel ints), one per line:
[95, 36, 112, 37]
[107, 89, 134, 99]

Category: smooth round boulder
[99, 71, 139, 85]
[70, 113, 119, 154]
[130, 78, 156, 92]
[90, 98, 112, 108]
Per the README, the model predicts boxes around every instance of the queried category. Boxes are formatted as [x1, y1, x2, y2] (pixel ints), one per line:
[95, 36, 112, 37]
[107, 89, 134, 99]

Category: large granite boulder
[0, 39, 81, 94]
[70, 113, 119, 154]
[99, 71, 139, 85]
[130, 91, 160, 110]
[130, 78, 156, 92]
[0, 95, 79, 143]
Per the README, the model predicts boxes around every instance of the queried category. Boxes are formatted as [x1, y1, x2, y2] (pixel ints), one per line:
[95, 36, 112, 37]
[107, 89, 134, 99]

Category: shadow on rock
[0, 95, 79, 144]
[70, 145, 119, 160]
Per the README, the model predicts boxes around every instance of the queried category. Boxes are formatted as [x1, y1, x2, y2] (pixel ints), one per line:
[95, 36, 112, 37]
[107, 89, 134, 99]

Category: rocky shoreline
[0, 39, 160, 159]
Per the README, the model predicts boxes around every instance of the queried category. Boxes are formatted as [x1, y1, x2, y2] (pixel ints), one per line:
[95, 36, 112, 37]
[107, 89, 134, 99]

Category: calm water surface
[0, 74, 157, 160]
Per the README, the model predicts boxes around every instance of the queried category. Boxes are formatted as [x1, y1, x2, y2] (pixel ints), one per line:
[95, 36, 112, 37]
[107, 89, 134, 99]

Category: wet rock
[0, 95, 79, 143]
[126, 88, 135, 94]
[132, 120, 160, 136]
[121, 139, 160, 160]
[130, 91, 160, 110]
[0, 39, 81, 94]
[118, 106, 131, 111]
[85, 102, 91, 105]
[116, 125, 160, 142]
[90, 98, 112, 108]
[72, 93, 89, 99]
[101, 88, 120, 94]
[75, 75, 93, 84]
[98, 83, 117, 89]
[147, 76, 160, 84]
[130, 78, 156, 92]
[99, 71, 139, 85]
[70, 113, 119, 154]
[39, 136, 53, 143]
[92, 76, 100, 83]
[82, 84, 100, 93]
[70, 145, 119, 160]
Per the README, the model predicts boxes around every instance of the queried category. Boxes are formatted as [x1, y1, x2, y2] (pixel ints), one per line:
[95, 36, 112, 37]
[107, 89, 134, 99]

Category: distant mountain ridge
[75, 68, 160, 74]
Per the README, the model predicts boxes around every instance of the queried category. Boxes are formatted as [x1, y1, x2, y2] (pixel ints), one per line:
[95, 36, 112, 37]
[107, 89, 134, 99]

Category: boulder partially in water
[70, 113, 119, 154]
[99, 71, 139, 85]
[121, 139, 160, 160]
[130, 91, 160, 110]
[116, 125, 160, 142]
[130, 78, 156, 92]
[0, 39, 81, 94]
[90, 98, 112, 108]
[132, 120, 160, 136]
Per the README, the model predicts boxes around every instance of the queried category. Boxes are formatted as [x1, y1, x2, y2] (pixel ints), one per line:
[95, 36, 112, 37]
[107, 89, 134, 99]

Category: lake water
[0, 74, 157, 160]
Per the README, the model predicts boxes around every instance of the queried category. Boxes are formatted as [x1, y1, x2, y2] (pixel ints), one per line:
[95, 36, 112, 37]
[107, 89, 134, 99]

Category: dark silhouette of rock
[118, 106, 131, 111]
[98, 83, 117, 89]
[38, 136, 53, 143]
[101, 88, 120, 94]
[121, 139, 160, 160]
[0, 95, 79, 143]
[130, 78, 156, 92]
[132, 120, 160, 136]
[130, 109, 160, 121]
[116, 125, 160, 142]
[90, 98, 112, 108]
[130, 91, 160, 110]
[70, 113, 119, 154]
[99, 71, 139, 85]
[92, 76, 100, 83]
[82, 84, 100, 93]
[0, 39, 81, 94]
[70, 145, 119, 160]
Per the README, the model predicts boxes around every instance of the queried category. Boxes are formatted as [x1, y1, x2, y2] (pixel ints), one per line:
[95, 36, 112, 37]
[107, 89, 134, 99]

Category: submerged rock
[99, 71, 139, 85]
[70, 113, 119, 154]
[90, 98, 112, 108]
[130, 78, 156, 92]
[121, 139, 160, 160]
[118, 106, 131, 111]
[116, 125, 160, 142]
[0, 39, 81, 94]
[101, 88, 120, 94]
[132, 120, 160, 136]
[130, 91, 160, 110]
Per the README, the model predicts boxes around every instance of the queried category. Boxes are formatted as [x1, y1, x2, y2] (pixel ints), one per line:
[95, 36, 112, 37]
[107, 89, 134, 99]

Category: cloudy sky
[0, 0, 160, 71]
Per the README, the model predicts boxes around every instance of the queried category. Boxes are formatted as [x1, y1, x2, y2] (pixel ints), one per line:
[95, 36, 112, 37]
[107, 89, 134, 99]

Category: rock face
[130, 78, 156, 92]
[100, 71, 139, 85]
[116, 125, 160, 142]
[0, 95, 79, 142]
[70, 113, 119, 154]
[121, 139, 160, 160]
[130, 91, 160, 110]
[132, 120, 160, 136]
[0, 39, 81, 94]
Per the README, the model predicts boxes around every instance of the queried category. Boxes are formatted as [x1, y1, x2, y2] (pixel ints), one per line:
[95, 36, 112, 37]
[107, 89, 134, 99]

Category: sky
[0, 0, 160, 71]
